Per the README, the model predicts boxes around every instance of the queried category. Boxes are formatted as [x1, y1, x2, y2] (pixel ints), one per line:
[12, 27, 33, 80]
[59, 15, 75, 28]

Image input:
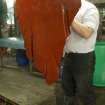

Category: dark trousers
[60, 51, 96, 105]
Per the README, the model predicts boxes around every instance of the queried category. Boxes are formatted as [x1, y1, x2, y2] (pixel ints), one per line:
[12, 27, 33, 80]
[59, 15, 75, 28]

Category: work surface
[0, 69, 105, 105]
[0, 68, 55, 105]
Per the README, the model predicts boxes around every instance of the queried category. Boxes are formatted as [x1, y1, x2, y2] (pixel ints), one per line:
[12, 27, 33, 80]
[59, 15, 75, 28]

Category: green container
[93, 41, 105, 86]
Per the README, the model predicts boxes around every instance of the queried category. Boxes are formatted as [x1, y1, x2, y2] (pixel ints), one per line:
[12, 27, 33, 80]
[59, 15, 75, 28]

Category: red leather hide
[16, 0, 81, 84]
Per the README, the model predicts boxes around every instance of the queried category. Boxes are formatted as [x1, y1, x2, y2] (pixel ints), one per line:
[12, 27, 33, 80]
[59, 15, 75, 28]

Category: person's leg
[60, 54, 76, 105]
[73, 52, 96, 105]
[55, 82, 76, 105]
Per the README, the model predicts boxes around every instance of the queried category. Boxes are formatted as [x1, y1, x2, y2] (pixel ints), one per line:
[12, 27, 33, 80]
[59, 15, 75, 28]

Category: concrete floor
[0, 68, 55, 105]
[0, 68, 105, 105]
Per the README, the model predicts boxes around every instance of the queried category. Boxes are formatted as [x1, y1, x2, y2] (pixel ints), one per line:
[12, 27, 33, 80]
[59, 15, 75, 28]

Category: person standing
[60, 0, 100, 105]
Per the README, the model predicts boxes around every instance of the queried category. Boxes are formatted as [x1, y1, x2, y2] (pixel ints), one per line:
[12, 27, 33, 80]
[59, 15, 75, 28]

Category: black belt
[65, 51, 95, 56]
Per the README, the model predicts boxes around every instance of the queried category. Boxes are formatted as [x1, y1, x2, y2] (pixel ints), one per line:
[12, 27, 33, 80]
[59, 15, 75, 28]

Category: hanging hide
[15, 0, 81, 84]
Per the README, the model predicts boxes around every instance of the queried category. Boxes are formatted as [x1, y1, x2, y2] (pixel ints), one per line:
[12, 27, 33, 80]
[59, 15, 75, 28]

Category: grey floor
[0, 68, 55, 105]
[0, 51, 56, 105]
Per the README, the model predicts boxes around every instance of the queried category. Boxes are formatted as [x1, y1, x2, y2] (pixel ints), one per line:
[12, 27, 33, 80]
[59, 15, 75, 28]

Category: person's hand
[71, 19, 94, 39]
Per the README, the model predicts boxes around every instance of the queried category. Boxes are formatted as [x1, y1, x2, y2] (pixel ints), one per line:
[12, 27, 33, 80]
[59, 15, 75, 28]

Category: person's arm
[72, 19, 94, 39]
[71, 8, 99, 39]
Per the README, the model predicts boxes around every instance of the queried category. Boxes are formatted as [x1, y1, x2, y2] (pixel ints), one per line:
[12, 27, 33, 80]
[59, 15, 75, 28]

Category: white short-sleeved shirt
[64, 1, 99, 54]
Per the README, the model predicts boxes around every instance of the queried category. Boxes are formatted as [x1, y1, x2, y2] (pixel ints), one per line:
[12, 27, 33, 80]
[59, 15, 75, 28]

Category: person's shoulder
[85, 1, 97, 10]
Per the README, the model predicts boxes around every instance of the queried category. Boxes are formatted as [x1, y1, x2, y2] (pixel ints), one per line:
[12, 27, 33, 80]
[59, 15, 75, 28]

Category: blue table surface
[0, 37, 25, 49]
